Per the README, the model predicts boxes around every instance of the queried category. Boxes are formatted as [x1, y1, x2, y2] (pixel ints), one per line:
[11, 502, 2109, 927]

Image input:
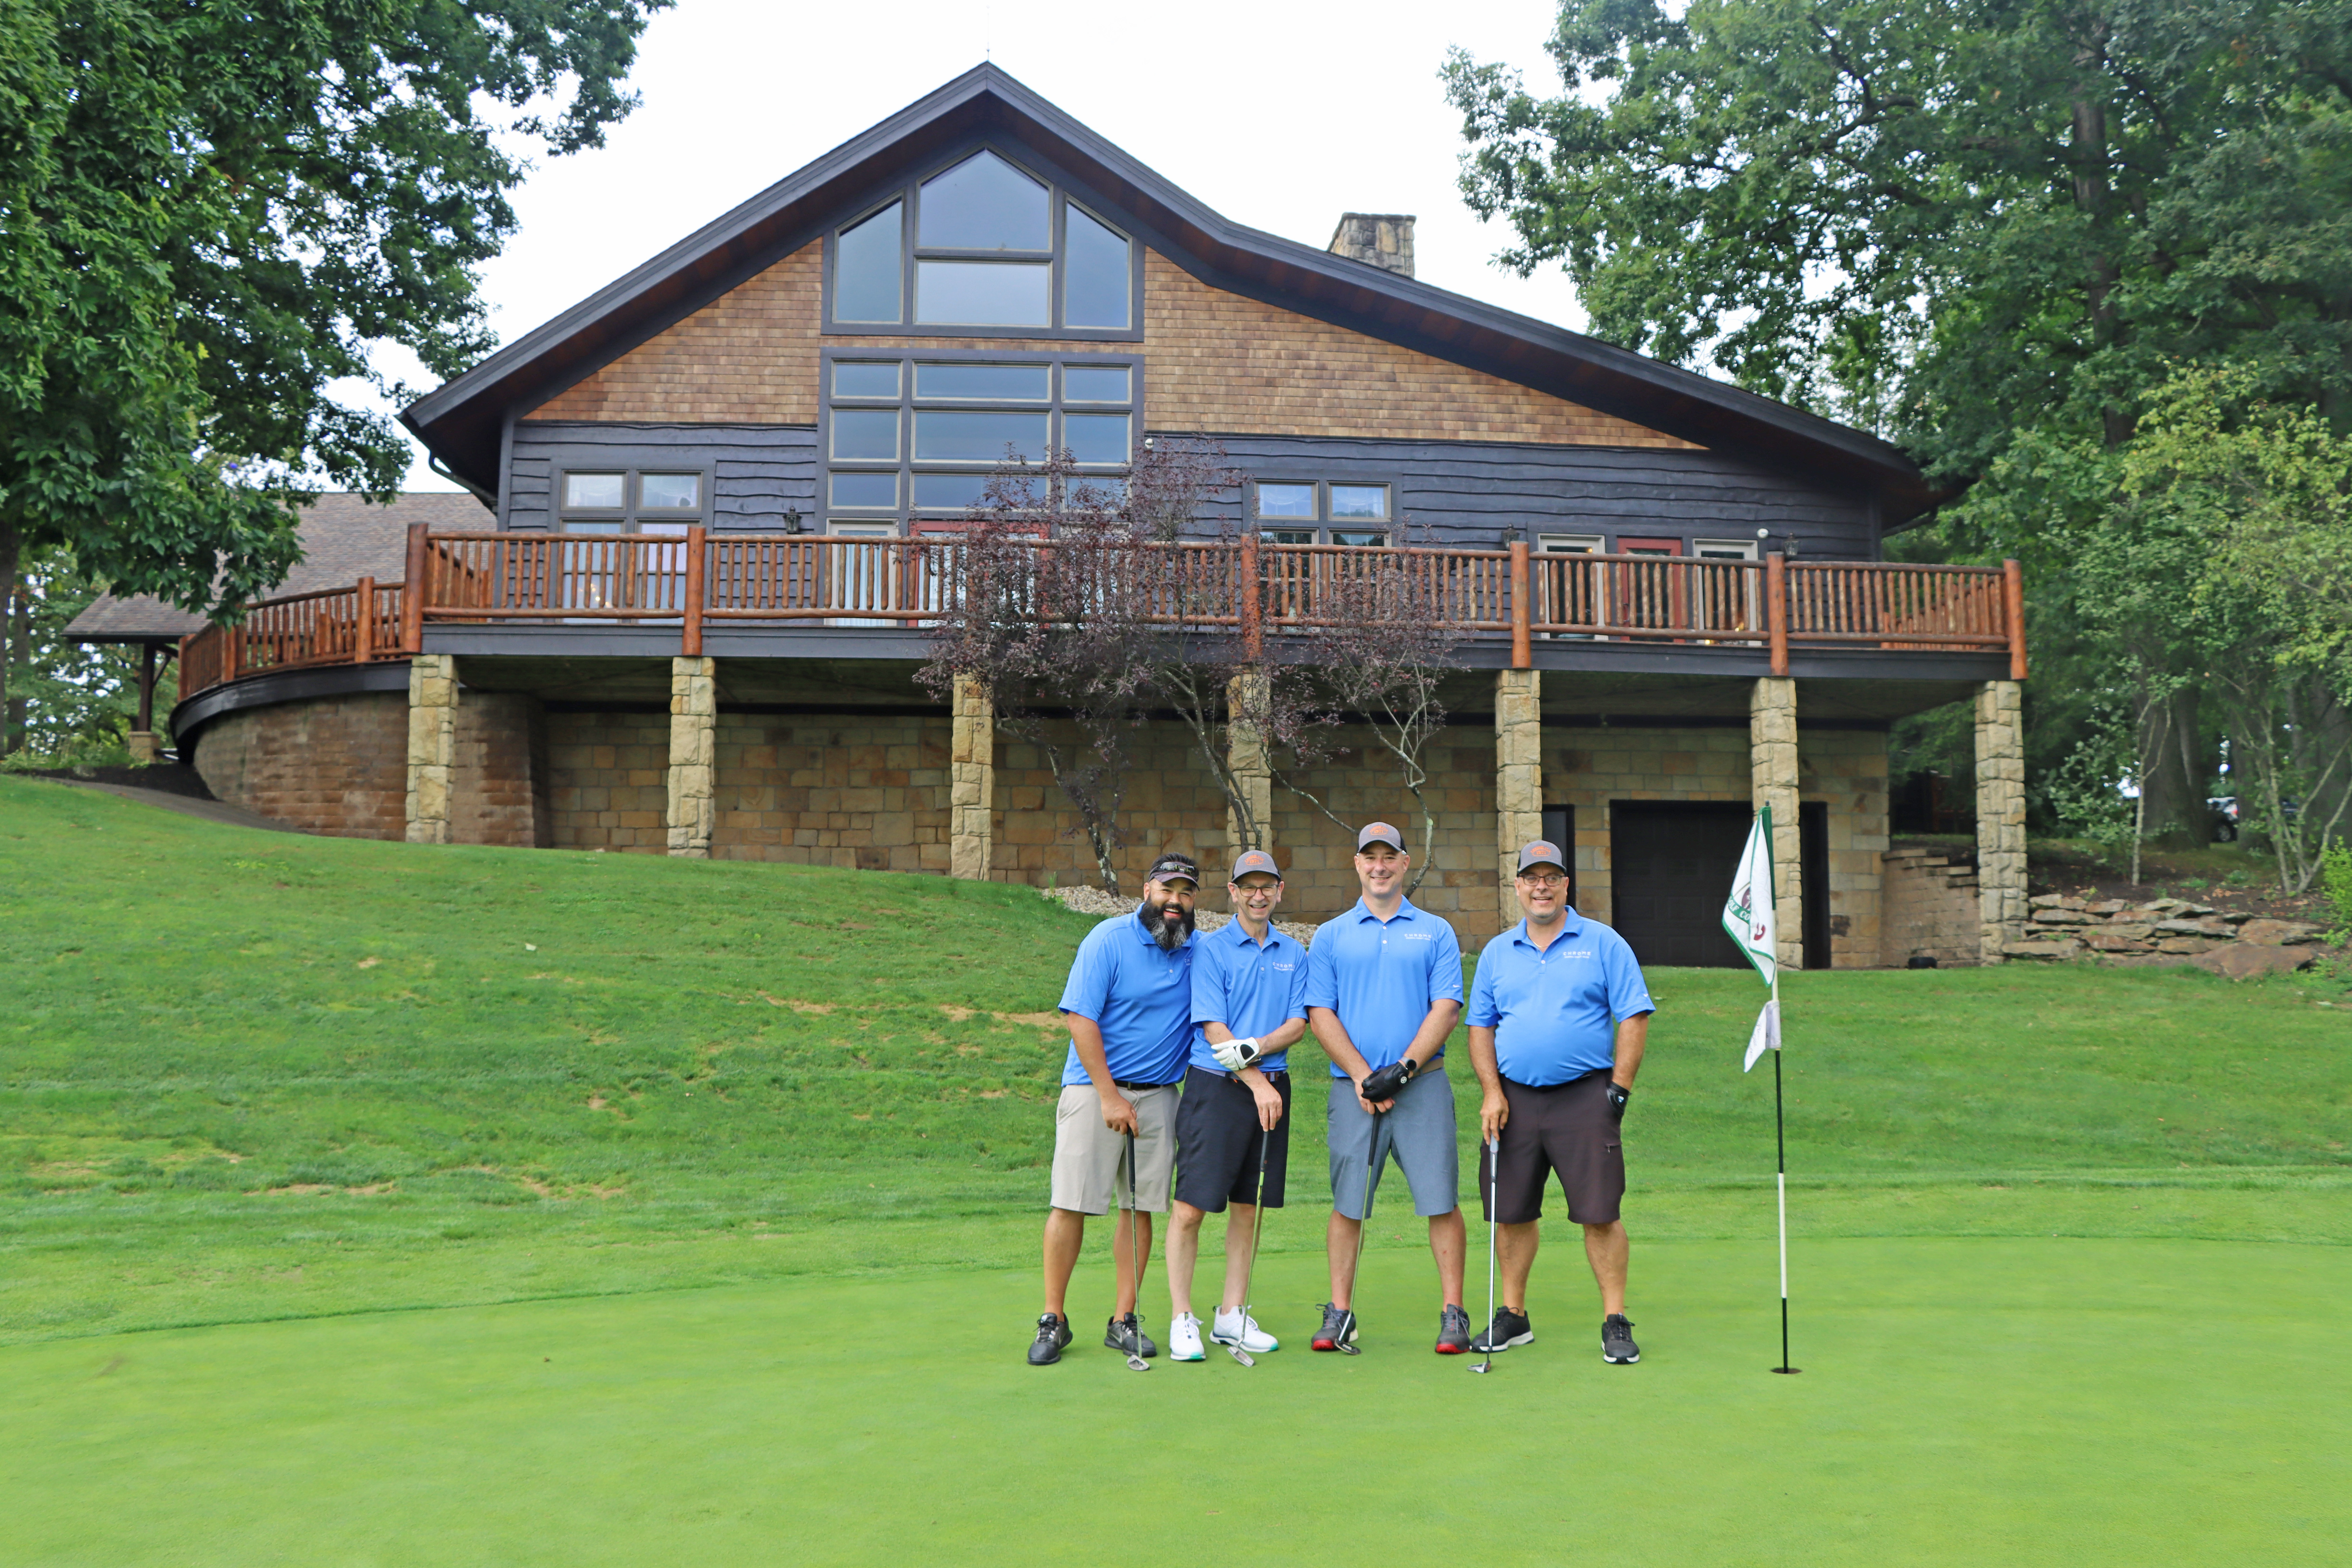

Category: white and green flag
[1721, 804, 1779, 989]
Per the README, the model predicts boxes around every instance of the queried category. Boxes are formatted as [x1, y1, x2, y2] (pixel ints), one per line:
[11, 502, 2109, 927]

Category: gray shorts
[1327, 1067, 1460, 1220]
[1050, 1083, 1177, 1215]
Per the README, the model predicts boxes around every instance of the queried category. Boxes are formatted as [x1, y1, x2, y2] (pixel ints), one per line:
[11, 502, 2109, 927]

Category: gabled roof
[403, 64, 1933, 520]
[68, 492, 487, 640]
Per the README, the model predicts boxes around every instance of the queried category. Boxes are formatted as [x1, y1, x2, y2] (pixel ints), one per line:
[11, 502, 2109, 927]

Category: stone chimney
[1328, 213, 1415, 279]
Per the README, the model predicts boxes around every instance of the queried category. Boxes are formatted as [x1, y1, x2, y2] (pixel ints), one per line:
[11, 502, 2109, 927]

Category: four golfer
[1466, 840, 1656, 1365]
[1030, 828, 1659, 1372]
[1162, 849, 1306, 1361]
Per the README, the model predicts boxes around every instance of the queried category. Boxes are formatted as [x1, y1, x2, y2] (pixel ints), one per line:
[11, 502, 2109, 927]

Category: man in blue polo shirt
[1465, 839, 1656, 1366]
[1163, 849, 1308, 1362]
[1305, 822, 1470, 1355]
[1029, 852, 1200, 1367]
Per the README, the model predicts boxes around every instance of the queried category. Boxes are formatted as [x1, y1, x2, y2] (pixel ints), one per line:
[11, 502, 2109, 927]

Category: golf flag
[1743, 999, 1780, 1073]
[1721, 805, 1778, 988]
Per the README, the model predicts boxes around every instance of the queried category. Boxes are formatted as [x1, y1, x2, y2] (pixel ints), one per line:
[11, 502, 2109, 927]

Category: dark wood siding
[509, 422, 816, 531]
[1199, 435, 1876, 559]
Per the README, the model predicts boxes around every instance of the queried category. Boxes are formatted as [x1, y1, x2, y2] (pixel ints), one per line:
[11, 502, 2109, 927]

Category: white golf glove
[1211, 1036, 1264, 1073]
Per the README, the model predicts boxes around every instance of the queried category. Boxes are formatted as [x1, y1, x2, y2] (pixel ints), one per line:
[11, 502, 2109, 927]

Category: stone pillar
[1749, 676, 1804, 970]
[666, 656, 716, 859]
[1226, 671, 1274, 854]
[404, 653, 457, 845]
[951, 675, 994, 881]
[1495, 669, 1544, 911]
[1975, 679, 2027, 962]
[127, 731, 160, 763]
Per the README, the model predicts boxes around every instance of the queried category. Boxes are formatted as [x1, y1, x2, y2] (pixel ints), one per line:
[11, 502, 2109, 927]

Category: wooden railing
[175, 529, 2026, 704]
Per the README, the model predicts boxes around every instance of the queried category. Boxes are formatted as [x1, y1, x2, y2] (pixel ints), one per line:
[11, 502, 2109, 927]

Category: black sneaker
[1470, 1306, 1534, 1353]
[1435, 1303, 1475, 1354]
[1028, 1313, 1072, 1366]
[1312, 1302, 1357, 1351]
[1602, 1313, 1640, 1364]
[1104, 1313, 1158, 1358]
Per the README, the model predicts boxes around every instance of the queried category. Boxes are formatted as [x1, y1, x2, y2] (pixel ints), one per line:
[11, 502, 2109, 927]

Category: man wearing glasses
[1465, 840, 1656, 1366]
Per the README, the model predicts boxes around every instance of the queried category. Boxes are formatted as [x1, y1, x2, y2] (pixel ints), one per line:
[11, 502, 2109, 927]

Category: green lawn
[4, 776, 2349, 1564]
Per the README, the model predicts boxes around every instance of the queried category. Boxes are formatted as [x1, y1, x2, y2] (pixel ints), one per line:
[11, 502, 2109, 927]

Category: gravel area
[1043, 884, 1317, 946]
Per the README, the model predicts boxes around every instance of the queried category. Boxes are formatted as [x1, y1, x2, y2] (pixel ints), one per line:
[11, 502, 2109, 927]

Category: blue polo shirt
[1467, 911, 1655, 1086]
[1189, 919, 1309, 1074]
[1058, 909, 1195, 1088]
[1303, 897, 1465, 1078]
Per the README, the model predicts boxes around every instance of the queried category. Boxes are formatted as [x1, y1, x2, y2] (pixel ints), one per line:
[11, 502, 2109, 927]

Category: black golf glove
[1606, 1081, 1632, 1123]
[1360, 1058, 1418, 1103]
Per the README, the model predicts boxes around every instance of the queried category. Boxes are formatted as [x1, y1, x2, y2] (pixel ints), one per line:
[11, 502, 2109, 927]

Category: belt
[1502, 1069, 1609, 1093]
[1114, 1079, 1179, 1092]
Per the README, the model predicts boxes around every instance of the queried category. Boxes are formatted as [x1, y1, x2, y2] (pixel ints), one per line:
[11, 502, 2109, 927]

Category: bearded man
[1028, 853, 1201, 1366]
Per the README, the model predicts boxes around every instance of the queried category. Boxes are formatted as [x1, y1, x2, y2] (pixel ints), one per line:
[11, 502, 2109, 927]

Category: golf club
[1335, 1114, 1384, 1356]
[1226, 1116, 1273, 1368]
[1471, 1134, 1500, 1374]
[1121, 1129, 1150, 1372]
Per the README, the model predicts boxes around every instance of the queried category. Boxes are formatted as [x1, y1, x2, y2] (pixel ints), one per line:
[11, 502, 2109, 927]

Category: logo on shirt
[1397, 932, 1434, 942]
[1269, 961, 1295, 971]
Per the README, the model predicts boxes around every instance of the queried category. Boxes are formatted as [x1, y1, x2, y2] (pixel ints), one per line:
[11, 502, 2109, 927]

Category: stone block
[2237, 918, 2322, 946]
[2192, 943, 2316, 979]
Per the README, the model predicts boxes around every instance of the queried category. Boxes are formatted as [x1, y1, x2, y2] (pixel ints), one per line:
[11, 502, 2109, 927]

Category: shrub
[2321, 841, 2352, 941]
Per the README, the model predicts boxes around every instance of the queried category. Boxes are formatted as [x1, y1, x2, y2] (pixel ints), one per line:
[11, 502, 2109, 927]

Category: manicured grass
[3, 775, 2349, 1347]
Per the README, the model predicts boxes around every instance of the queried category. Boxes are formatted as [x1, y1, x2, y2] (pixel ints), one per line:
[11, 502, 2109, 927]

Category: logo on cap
[1229, 849, 1282, 881]
[1355, 822, 1406, 853]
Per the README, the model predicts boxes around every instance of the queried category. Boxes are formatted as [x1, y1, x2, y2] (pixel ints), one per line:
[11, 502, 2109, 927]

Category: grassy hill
[3, 775, 2348, 1346]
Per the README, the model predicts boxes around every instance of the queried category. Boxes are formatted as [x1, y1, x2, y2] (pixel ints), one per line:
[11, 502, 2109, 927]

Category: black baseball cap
[1355, 822, 1406, 853]
[1145, 853, 1200, 887]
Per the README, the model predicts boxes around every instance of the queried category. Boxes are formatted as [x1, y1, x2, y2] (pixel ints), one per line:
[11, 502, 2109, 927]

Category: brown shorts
[1478, 1071, 1624, 1226]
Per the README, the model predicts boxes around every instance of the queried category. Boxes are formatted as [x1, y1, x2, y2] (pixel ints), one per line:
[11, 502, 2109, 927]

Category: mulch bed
[15, 764, 217, 801]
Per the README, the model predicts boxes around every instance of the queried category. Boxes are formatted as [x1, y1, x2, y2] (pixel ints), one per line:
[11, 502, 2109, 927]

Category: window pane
[831, 361, 901, 399]
[563, 472, 624, 510]
[914, 362, 1050, 401]
[1063, 413, 1129, 465]
[830, 471, 899, 508]
[1262, 528, 1316, 545]
[915, 261, 1051, 325]
[835, 202, 903, 323]
[1255, 482, 1316, 519]
[1062, 365, 1130, 403]
[912, 472, 993, 509]
[563, 519, 625, 534]
[914, 410, 1048, 463]
[639, 473, 701, 511]
[1063, 205, 1131, 328]
[1328, 484, 1388, 520]
[917, 151, 1050, 251]
[831, 408, 900, 461]
[1331, 530, 1388, 548]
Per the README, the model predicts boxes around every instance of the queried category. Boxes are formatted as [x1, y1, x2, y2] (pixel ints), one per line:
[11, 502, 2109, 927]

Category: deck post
[1495, 668, 1544, 924]
[401, 523, 428, 654]
[681, 526, 707, 657]
[1239, 533, 1262, 663]
[404, 653, 459, 844]
[1765, 553, 1790, 677]
[2003, 558, 2027, 681]
[1750, 676, 1804, 970]
[353, 577, 375, 664]
[1975, 679, 2027, 962]
[950, 674, 995, 880]
[1509, 540, 1532, 669]
[666, 655, 718, 858]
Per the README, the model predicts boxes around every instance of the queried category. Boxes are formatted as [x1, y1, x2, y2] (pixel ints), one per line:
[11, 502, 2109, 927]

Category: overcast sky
[381, 0, 1587, 490]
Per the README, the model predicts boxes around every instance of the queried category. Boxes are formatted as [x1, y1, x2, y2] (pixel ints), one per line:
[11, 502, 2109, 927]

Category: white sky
[381, 0, 1585, 490]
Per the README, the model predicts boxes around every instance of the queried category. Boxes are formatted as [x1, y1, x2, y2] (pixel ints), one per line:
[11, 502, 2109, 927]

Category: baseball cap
[1145, 852, 1200, 886]
[1229, 849, 1283, 882]
[1516, 840, 1569, 876]
[1355, 822, 1406, 853]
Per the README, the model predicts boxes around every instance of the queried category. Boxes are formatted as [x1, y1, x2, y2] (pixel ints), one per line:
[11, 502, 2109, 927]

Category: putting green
[5, 1236, 2344, 1566]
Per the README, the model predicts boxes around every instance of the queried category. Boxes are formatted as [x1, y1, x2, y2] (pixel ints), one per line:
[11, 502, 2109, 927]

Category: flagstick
[1770, 969, 1798, 1375]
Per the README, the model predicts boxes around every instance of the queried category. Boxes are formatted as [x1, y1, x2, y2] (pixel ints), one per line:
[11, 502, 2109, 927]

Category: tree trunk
[0, 519, 21, 755]
[2138, 686, 2207, 844]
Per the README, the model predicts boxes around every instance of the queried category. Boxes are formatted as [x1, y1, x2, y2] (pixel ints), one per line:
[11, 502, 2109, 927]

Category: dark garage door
[1610, 802, 1754, 968]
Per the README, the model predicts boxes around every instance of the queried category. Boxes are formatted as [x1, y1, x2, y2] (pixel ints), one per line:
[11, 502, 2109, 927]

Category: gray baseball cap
[1515, 840, 1569, 876]
[1355, 822, 1406, 853]
[1145, 852, 1200, 886]
[1229, 849, 1283, 882]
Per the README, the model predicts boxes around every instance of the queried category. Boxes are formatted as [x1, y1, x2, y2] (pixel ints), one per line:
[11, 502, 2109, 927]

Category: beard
[1142, 898, 1195, 952]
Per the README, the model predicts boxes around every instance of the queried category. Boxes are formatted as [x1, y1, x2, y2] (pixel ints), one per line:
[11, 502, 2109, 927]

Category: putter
[1226, 1119, 1273, 1368]
[1471, 1134, 1500, 1375]
[1335, 1117, 1383, 1356]
[1121, 1129, 1150, 1372]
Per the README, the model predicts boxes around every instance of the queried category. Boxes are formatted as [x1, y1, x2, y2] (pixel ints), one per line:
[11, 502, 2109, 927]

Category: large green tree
[0, 0, 668, 631]
[1444, 0, 2352, 841]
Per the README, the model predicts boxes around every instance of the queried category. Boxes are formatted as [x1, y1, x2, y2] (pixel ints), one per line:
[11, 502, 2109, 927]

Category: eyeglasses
[1517, 873, 1567, 889]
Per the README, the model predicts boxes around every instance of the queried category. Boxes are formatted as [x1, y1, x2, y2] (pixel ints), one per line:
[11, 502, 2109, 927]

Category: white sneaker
[1211, 1306, 1278, 1353]
[1169, 1312, 1206, 1361]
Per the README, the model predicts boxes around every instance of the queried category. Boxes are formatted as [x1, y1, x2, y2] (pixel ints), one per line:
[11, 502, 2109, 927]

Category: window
[556, 468, 707, 532]
[1248, 479, 1394, 545]
[1692, 538, 1759, 561]
[821, 350, 1138, 534]
[826, 150, 1137, 337]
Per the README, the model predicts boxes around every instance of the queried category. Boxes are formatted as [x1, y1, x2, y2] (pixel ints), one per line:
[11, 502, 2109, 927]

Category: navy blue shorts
[1173, 1064, 1290, 1212]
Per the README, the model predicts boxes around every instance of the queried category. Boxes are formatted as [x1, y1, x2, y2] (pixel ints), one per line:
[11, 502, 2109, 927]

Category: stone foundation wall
[711, 713, 953, 872]
[449, 693, 552, 848]
[1880, 844, 1981, 967]
[194, 691, 410, 839]
[545, 710, 669, 851]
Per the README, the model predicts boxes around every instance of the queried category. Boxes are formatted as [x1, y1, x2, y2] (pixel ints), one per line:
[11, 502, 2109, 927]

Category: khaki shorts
[1051, 1083, 1178, 1215]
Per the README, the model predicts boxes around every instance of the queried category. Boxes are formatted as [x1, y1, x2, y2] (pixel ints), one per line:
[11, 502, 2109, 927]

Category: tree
[0, 0, 668, 721]
[0, 544, 175, 763]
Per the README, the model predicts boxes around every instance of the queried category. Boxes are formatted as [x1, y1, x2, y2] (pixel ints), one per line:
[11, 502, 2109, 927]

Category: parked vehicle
[2209, 796, 2238, 842]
